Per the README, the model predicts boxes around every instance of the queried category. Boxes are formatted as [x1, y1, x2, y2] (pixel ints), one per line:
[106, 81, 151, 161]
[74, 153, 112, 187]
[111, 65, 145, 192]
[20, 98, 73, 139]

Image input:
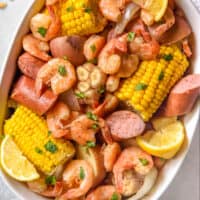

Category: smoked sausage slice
[162, 74, 200, 116]
[11, 76, 57, 115]
[106, 111, 145, 141]
[18, 52, 45, 79]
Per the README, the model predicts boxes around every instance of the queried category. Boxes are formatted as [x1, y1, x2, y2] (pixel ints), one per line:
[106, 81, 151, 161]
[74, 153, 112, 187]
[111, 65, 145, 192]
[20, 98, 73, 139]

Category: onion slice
[128, 167, 158, 200]
[114, 3, 140, 36]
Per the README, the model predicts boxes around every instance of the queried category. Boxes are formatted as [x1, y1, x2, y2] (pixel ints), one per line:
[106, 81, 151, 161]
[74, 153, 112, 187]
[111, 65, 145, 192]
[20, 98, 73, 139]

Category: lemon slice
[143, 0, 168, 21]
[1, 135, 40, 181]
[136, 121, 185, 159]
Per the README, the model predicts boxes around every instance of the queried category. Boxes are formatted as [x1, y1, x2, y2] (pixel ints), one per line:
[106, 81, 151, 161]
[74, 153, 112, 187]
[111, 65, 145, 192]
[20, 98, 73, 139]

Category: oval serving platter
[0, 0, 199, 200]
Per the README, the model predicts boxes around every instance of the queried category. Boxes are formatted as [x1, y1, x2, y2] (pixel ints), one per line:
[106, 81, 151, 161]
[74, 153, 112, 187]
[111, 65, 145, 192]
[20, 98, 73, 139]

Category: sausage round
[11, 76, 57, 115]
[18, 52, 45, 79]
[106, 111, 145, 140]
[162, 74, 200, 116]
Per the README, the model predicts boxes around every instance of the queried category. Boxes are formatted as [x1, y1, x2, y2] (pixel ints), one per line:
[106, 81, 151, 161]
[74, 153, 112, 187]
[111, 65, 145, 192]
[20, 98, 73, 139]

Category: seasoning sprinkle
[158, 71, 164, 81]
[58, 65, 67, 76]
[127, 32, 135, 42]
[86, 141, 96, 148]
[163, 54, 173, 61]
[135, 83, 148, 91]
[139, 158, 149, 166]
[110, 192, 119, 200]
[37, 27, 47, 37]
[75, 92, 86, 99]
[86, 112, 98, 121]
[45, 175, 56, 186]
[79, 167, 85, 180]
[44, 141, 58, 153]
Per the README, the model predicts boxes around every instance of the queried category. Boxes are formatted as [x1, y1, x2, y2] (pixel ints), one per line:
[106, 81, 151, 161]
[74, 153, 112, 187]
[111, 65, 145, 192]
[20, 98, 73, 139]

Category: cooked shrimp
[84, 35, 106, 61]
[35, 58, 76, 96]
[98, 34, 128, 74]
[46, 0, 59, 5]
[113, 146, 154, 194]
[182, 39, 192, 58]
[22, 34, 51, 61]
[103, 142, 121, 172]
[47, 101, 71, 138]
[86, 185, 121, 200]
[30, 6, 61, 41]
[59, 160, 94, 199]
[99, 0, 130, 22]
[148, 8, 175, 40]
[27, 178, 63, 197]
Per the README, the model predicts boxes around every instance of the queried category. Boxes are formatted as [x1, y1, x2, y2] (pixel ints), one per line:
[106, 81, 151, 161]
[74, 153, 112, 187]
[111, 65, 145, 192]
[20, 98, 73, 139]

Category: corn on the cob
[60, 0, 107, 35]
[4, 105, 75, 175]
[116, 45, 189, 121]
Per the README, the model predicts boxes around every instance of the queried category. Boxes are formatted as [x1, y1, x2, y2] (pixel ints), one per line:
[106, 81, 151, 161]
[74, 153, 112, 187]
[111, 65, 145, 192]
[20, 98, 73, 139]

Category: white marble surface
[0, 0, 199, 200]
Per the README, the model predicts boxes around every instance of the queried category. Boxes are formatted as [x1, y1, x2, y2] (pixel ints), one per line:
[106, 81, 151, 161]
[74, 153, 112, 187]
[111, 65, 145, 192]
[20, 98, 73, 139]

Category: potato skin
[50, 36, 86, 66]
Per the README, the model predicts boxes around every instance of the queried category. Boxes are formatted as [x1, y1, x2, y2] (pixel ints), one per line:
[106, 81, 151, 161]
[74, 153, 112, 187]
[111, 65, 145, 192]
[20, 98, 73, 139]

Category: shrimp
[113, 146, 154, 194]
[27, 178, 63, 197]
[35, 58, 76, 96]
[83, 35, 106, 61]
[182, 39, 192, 58]
[30, 6, 61, 42]
[99, 0, 130, 22]
[98, 34, 128, 74]
[86, 185, 121, 200]
[47, 101, 72, 138]
[103, 142, 121, 172]
[22, 34, 51, 61]
[129, 19, 160, 60]
[59, 160, 94, 199]
[46, 0, 59, 6]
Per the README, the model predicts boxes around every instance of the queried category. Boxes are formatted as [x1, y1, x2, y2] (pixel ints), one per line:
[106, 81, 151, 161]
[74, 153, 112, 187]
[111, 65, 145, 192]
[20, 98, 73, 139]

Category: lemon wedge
[136, 121, 185, 159]
[0, 135, 40, 181]
[143, 0, 168, 21]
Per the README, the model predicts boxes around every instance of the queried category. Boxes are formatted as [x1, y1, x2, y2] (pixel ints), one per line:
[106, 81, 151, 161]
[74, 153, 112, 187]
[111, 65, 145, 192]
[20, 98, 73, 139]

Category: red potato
[162, 74, 200, 117]
[106, 111, 145, 141]
[11, 76, 57, 115]
[50, 36, 86, 66]
[18, 52, 45, 79]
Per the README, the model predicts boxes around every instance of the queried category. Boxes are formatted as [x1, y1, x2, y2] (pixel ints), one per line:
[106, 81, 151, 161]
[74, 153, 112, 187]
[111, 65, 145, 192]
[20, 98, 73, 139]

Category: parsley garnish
[86, 112, 98, 121]
[66, 6, 73, 12]
[79, 167, 85, 180]
[58, 65, 67, 76]
[35, 147, 43, 154]
[88, 58, 97, 64]
[44, 141, 58, 153]
[48, 130, 52, 136]
[127, 32, 135, 42]
[98, 86, 105, 94]
[163, 54, 173, 61]
[45, 175, 56, 186]
[110, 192, 119, 200]
[84, 7, 92, 13]
[158, 71, 164, 81]
[91, 123, 99, 130]
[75, 92, 85, 99]
[90, 44, 96, 52]
[86, 141, 96, 148]
[135, 83, 148, 91]
[37, 27, 47, 37]
[139, 158, 149, 166]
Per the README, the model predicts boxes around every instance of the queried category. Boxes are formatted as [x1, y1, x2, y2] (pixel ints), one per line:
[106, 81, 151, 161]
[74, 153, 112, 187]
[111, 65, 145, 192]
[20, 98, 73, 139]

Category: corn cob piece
[4, 105, 75, 175]
[116, 45, 189, 121]
[60, 0, 107, 36]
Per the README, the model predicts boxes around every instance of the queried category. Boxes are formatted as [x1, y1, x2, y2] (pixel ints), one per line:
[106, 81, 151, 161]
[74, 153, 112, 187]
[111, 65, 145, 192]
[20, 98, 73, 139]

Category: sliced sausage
[106, 111, 145, 140]
[11, 76, 57, 115]
[18, 52, 45, 79]
[162, 74, 200, 117]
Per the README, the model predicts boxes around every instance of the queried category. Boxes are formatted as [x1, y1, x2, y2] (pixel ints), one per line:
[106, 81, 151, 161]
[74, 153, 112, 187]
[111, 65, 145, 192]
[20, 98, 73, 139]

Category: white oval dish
[0, 0, 199, 200]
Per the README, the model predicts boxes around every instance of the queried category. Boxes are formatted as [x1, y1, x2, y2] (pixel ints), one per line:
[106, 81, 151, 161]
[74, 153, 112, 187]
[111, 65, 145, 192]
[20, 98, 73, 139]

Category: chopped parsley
[79, 167, 85, 180]
[163, 54, 173, 61]
[66, 6, 73, 12]
[86, 112, 98, 121]
[127, 32, 135, 42]
[110, 192, 119, 200]
[37, 27, 47, 37]
[90, 44, 96, 52]
[139, 158, 149, 166]
[75, 92, 86, 99]
[98, 86, 105, 94]
[86, 141, 96, 148]
[91, 123, 99, 130]
[84, 7, 92, 13]
[58, 65, 67, 76]
[45, 175, 56, 186]
[158, 71, 164, 81]
[135, 83, 148, 91]
[88, 58, 97, 65]
[44, 141, 58, 153]
[48, 130, 52, 136]
[35, 147, 43, 154]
